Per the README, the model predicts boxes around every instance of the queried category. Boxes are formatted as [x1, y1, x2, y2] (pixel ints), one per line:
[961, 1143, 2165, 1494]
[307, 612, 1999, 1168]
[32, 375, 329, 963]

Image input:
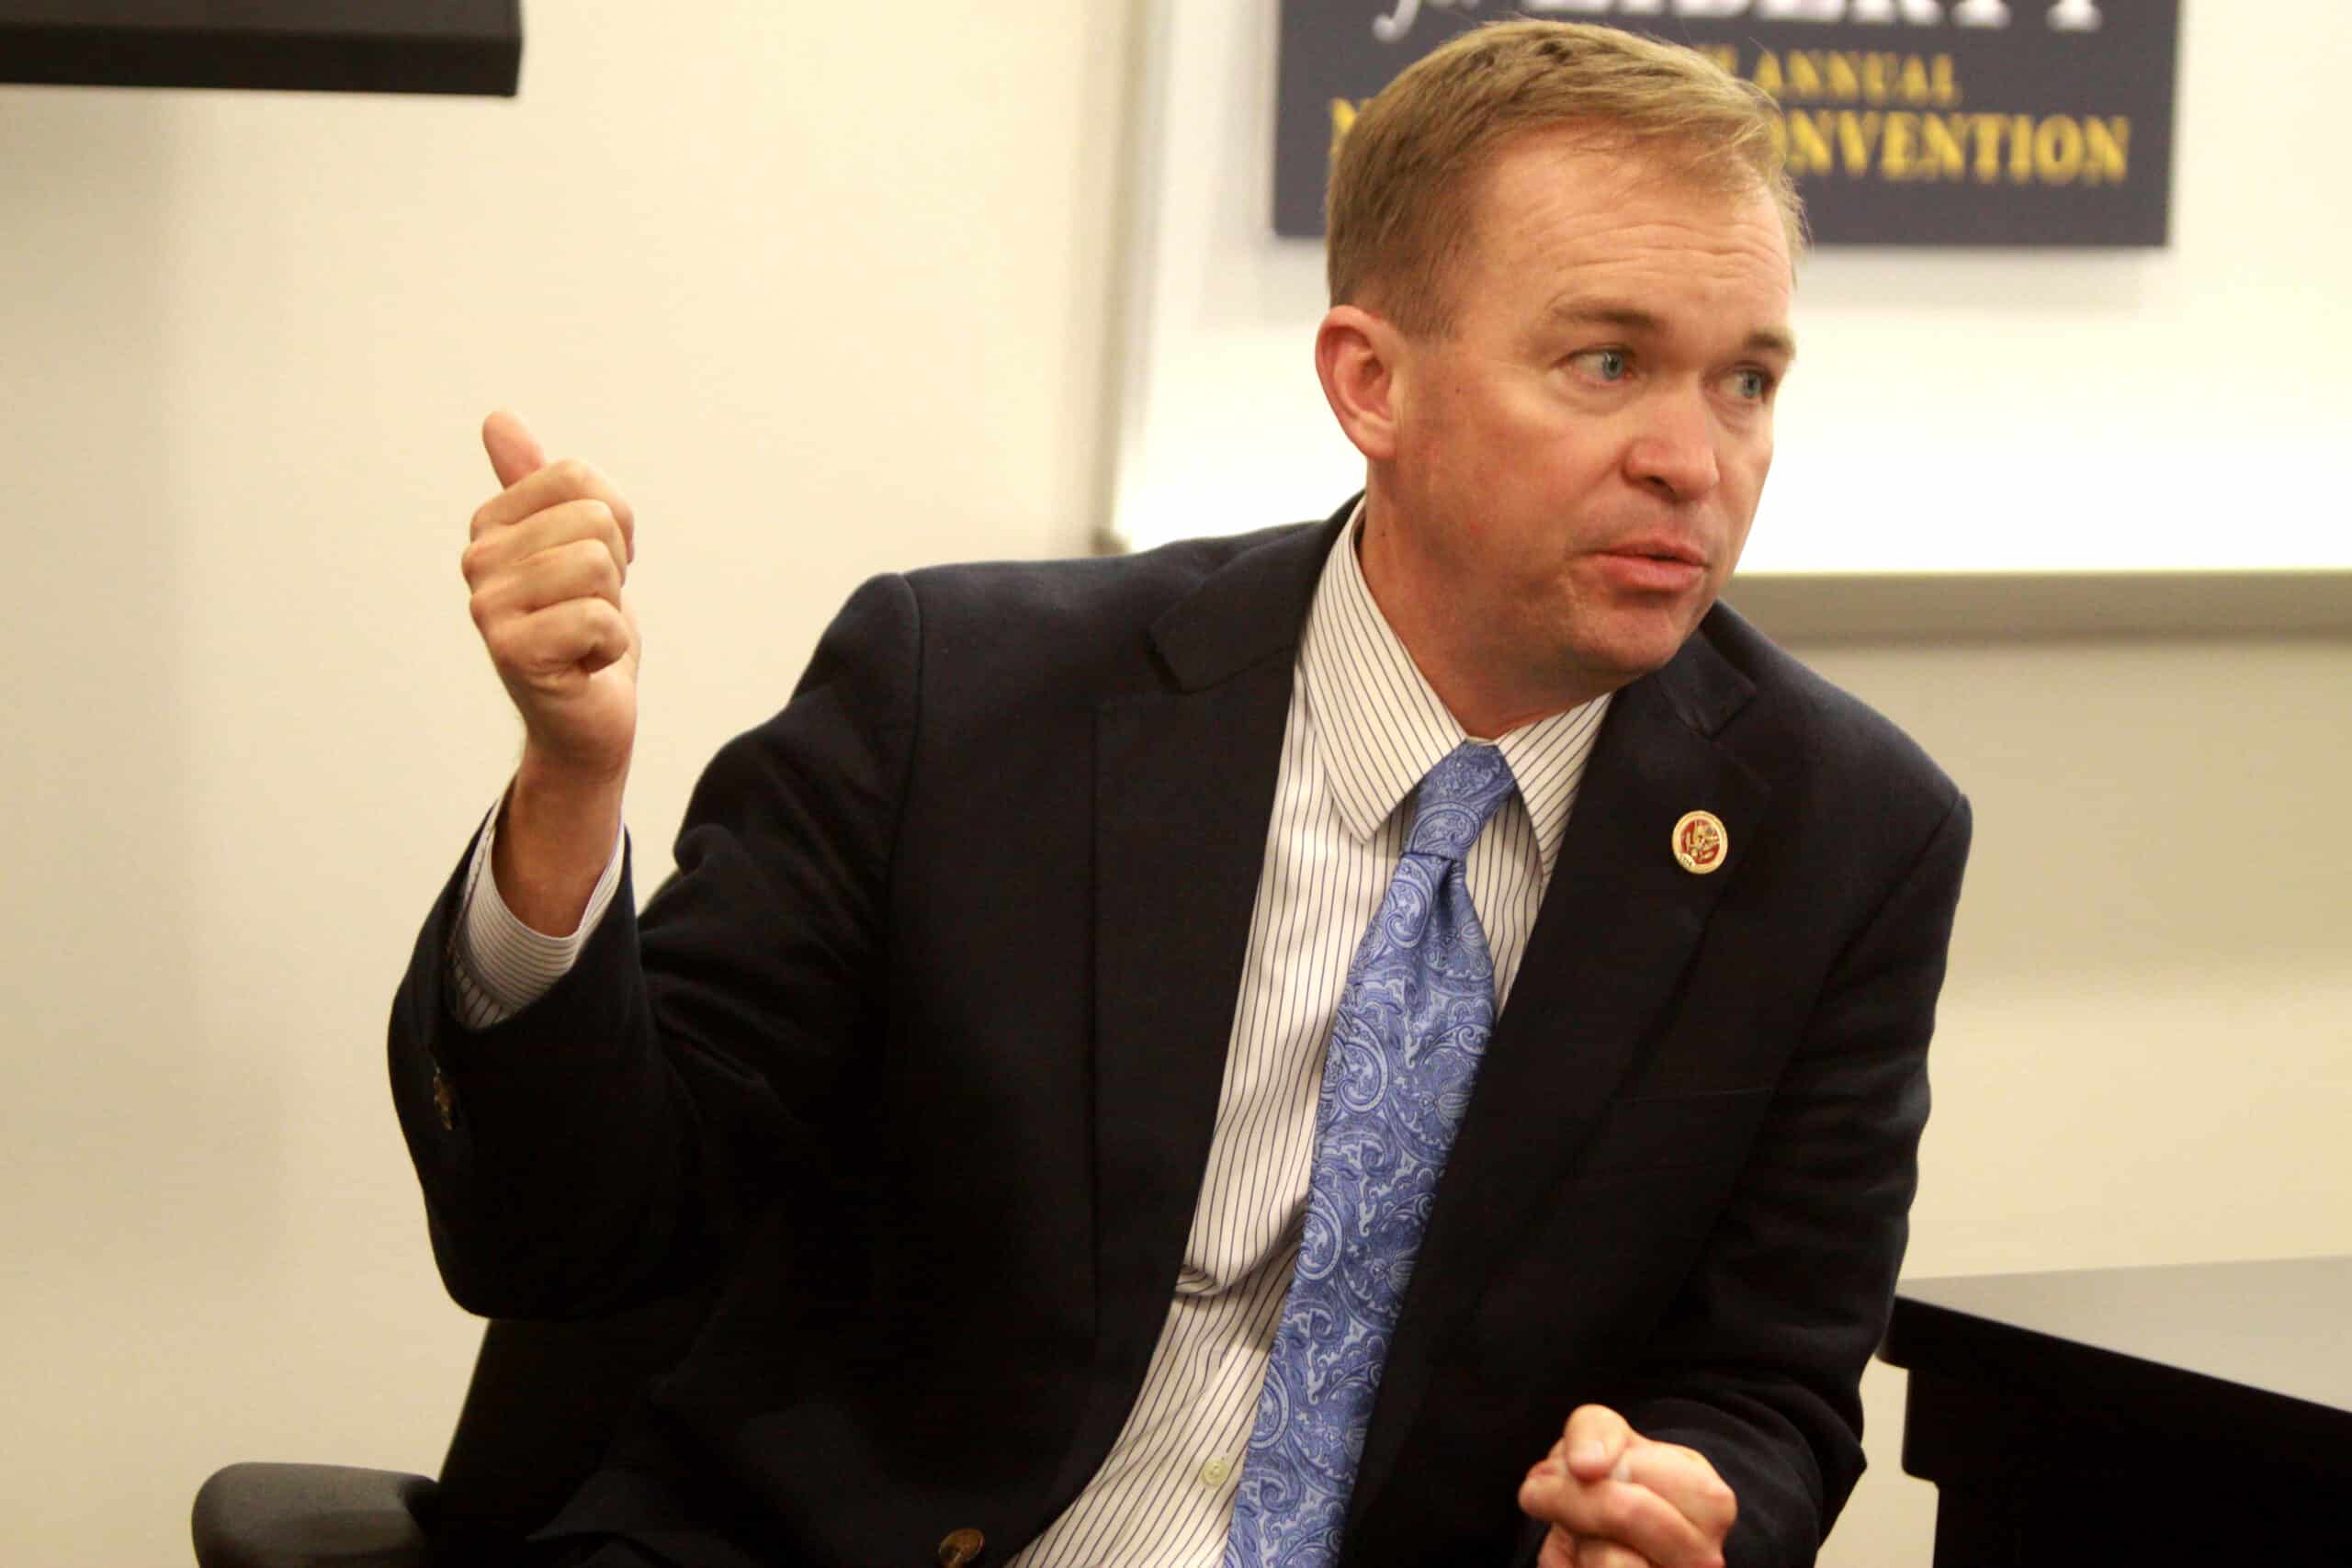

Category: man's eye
[1568, 348, 1631, 382]
[1725, 367, 1773, 401]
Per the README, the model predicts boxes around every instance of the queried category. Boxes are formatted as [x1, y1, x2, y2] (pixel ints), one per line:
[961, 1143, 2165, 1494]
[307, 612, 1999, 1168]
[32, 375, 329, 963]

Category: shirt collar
[1297, 502, 1612, 881]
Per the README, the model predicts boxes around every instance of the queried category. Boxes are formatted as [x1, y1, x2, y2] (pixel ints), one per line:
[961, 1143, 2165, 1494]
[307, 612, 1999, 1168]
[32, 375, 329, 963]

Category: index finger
[472, 455, 638, 560]
[1561, 1404, 1635, 1481]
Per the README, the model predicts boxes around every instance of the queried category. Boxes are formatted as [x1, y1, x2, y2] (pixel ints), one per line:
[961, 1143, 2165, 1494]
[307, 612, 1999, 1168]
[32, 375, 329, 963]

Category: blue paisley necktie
[1224, 740, 1520, 1568]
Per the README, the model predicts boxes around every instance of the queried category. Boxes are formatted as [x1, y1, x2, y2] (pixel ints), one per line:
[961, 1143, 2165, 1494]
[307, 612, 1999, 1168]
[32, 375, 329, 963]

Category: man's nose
[1623, 391, 1721, 502]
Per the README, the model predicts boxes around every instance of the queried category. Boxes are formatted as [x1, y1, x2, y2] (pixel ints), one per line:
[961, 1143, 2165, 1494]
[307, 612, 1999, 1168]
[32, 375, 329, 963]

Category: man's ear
[1316, 305, 1404, 463]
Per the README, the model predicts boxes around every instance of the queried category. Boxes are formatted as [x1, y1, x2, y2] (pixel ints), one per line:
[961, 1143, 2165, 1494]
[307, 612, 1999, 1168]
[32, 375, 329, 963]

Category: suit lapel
[1055, 514, 1343, 1489]
[1349, 621, 1770, 1522]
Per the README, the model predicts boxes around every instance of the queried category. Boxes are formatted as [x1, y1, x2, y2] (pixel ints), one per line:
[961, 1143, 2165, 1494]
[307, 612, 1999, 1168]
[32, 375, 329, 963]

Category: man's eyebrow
[1744, 325, 1799, 363]
[1544, 298, 1663, 335]
[1544, 296, 1798, 363]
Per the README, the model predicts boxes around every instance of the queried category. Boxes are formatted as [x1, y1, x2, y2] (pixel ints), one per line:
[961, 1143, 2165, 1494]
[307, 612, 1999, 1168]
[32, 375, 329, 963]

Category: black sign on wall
[1275, 0, 2179, 246]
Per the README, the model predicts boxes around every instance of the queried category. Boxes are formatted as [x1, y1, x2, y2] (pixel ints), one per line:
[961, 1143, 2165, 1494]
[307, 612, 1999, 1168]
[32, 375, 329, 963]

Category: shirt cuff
[447, 790, 628, 1031]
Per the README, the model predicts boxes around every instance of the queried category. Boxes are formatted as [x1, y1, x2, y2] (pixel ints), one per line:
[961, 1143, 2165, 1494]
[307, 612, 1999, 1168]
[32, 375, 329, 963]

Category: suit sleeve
[1606, 788, 1972, 1567]
[388, 571, 922, 1319]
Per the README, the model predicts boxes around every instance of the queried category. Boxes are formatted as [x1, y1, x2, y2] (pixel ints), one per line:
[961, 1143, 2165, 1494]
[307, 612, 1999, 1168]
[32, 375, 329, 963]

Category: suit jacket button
[431, 1070, 456, 1131]
[937, 1527, 985, 1566]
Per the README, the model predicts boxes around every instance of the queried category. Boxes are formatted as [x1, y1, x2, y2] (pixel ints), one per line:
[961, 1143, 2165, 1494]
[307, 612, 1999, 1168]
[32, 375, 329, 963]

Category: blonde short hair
[1327, 20, 1804, 337]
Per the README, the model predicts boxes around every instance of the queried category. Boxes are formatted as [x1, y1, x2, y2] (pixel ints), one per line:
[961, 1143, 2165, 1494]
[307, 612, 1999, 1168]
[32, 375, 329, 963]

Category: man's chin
[1571, 602, 1712, 686]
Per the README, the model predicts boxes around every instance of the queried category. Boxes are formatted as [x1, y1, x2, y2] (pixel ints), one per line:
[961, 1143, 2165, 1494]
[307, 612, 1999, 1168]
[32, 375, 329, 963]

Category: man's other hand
[463, 411, 641, 935]
[463, 410, 641, 784]
[1519, 1404, 1736, 1568]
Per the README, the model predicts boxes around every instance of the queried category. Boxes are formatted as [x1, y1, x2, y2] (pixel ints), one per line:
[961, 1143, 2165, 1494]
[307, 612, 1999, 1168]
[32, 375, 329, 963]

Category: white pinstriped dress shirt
[451, 519, 1611, 1565]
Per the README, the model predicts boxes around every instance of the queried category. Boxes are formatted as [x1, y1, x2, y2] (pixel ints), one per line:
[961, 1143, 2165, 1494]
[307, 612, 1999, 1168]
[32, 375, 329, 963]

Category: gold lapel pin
[1672, 810, 1728, 874]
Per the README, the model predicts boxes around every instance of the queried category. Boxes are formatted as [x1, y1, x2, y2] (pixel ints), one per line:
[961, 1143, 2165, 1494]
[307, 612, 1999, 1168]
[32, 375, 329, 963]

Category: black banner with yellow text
[1274, 0, 2179, 245]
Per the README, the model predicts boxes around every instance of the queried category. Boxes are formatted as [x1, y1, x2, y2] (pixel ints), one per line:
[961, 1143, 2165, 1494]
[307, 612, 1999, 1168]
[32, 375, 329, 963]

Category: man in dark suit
[394, 21, 1968, 1568]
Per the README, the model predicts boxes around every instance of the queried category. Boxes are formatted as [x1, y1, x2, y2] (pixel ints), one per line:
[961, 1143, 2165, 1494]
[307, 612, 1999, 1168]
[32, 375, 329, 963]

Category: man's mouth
[1594, 537, 1709, 592]
[1603, 536, 1706, 568]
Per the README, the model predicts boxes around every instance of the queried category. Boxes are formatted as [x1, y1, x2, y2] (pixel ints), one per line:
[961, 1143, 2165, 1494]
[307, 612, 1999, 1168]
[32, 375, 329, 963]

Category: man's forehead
[1475, 136, 1794, 280]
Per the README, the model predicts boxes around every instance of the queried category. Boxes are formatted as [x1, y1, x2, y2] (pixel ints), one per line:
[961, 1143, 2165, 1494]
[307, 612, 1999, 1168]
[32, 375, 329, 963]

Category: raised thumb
[481, 408, 548, 491]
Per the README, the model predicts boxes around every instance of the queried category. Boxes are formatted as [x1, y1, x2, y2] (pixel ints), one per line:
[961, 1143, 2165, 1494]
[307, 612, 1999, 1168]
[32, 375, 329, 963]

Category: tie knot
[1405, 742, 1517, 864]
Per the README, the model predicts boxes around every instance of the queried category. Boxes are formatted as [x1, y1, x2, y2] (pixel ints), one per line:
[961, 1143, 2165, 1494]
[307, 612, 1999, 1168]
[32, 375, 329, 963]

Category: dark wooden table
[1879, 1256, 2352, 1564]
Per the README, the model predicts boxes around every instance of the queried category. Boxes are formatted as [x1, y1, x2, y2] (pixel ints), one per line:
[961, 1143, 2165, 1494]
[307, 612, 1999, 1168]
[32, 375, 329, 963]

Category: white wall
[2, 5, 2346, 1567]
[1792, 629, 2352, 1565]
[1, 4, 1134, 1562]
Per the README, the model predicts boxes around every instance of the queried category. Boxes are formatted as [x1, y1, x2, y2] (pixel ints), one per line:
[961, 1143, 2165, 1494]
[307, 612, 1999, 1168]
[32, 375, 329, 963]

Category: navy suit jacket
[390, 508, 1970, 1568]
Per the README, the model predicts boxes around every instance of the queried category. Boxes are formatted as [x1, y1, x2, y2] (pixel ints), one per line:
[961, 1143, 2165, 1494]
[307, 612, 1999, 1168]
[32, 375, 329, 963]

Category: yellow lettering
[2009, 114, 2036, 182]
[2035, 115, 2086, 183]
[1930, 53, 1961, 107]
[1882, 112, 1920, 178]
[1837, 111, 1884, 176]
[1916, 114, 1968, 180]
[1697, 45, 1740, 76]
[1967, 113, 2007, 182]
[1898, 55, 1931, 105]
[1755, 51, 1957, 108]
[2084, 117, 2129, 184]
[1784, 109, 1836, 176]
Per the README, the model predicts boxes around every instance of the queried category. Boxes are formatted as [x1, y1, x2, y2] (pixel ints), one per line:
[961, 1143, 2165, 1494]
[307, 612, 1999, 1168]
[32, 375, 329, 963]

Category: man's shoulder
[900, 520, 1323, 626]
[806, 519, 1337, 719]
[880, 519, 1336, 694]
